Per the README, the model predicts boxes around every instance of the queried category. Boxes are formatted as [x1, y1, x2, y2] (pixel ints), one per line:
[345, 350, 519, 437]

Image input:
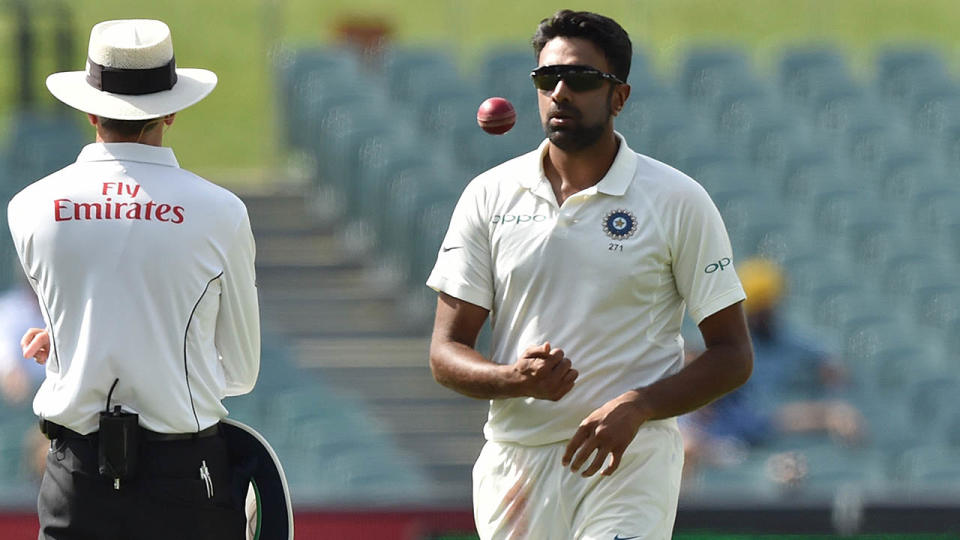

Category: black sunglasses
[530, 64, 625, 92]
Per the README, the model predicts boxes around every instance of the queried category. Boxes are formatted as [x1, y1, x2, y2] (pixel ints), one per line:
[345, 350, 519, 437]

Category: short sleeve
[669, 183, 746, 324]
[426, 179, 495, 310]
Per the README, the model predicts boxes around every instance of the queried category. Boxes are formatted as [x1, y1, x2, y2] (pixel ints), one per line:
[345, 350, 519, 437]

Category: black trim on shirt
[28, 275, 59, 373]
[183, 272, 223, 433]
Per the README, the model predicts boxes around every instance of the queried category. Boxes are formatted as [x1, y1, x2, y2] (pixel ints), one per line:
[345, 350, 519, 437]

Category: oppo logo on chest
[491, 213, 548, 225]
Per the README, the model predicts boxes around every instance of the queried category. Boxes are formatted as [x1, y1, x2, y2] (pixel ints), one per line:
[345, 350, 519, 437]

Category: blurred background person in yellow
[681, 257, 865, 479]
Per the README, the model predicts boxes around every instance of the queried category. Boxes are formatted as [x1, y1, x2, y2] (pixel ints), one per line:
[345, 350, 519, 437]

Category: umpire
[7, 19, 260, 539]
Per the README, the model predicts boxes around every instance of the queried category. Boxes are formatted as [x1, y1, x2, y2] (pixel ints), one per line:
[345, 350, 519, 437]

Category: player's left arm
[216, 206, 261, 396]
[563, 303, 752, 477]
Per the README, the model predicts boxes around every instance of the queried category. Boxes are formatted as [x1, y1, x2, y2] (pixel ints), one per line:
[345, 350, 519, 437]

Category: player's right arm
[429, 292, 578, 400]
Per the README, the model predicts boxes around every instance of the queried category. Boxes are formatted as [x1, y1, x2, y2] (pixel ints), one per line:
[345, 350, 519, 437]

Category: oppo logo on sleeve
[704, 257, 732, 273]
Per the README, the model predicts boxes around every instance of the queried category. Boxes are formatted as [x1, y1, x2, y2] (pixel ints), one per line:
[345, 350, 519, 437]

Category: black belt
[40, 419, 221, 442]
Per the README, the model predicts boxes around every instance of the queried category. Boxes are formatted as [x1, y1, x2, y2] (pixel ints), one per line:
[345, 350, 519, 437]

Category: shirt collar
[525, 131, 638, 196]
[76, 143, 180, 168]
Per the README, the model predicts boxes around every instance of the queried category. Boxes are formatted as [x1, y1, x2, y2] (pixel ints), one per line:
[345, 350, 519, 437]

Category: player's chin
[546, 130, 585, 151]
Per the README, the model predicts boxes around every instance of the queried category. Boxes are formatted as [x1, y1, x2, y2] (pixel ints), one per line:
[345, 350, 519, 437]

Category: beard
[542, 94, 614, 152]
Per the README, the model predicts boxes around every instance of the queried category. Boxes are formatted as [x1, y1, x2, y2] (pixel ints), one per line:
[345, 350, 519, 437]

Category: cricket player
[427, 10, 753, 539]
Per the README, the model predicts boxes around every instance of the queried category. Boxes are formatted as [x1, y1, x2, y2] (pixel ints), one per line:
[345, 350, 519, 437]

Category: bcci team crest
[602, 209, 637, 240]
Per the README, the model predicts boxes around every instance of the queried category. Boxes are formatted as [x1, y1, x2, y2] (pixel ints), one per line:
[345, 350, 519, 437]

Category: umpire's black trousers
[38, 427, 245, 540]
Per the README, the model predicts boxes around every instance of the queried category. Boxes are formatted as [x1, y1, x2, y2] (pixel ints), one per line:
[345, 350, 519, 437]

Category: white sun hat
[46, 19, 217, 121]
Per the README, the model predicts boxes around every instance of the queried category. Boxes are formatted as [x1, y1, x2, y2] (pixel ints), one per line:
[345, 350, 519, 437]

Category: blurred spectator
[0, 275, 48, 484]
[0, 277, 45, 404]
[680, 257, 865, 478]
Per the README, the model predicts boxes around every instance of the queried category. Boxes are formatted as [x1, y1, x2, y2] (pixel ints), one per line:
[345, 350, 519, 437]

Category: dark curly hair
[531, 10, 632, 83]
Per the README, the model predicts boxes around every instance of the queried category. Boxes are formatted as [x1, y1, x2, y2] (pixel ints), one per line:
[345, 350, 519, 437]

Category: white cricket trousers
[473, 418, 683, 540]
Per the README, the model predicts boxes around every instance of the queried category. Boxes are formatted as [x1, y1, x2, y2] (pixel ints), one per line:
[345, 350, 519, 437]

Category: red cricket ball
[477, 97, 516, 135]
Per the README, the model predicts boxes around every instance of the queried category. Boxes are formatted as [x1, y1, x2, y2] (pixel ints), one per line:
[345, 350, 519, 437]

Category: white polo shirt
[7, 143, 260, 435]
[427, 134, 745, 446]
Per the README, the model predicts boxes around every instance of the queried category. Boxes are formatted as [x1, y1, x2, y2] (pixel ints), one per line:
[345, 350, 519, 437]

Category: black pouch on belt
[98, 378, 139, 485]
[98, 405, 140, 481]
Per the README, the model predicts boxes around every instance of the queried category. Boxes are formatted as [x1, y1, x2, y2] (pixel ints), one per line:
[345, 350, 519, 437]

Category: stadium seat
[692, 455, 780, 502]
[2, 110, 86, 188]
[728, 198, 797, 261]
[679, 148, 749, 192]
[711, 84, 783, 157]
[407, 193, 459, 288]
[782, 250, 854, 302]
[778, 46, 852, 107]
[357, 140, 438, 225]
[417, 86, 485, 138]
[618, 93, 696, 150]
[893, 444, 960, 497]
[380, 47, 457, 103]
[839, 116, 912, 177]
[375, 165, 461, 290]
[743, 113, 815, 176]
[841, 318, 921, 375]
[776, 150, 849, 212]
[913, 283, 960, 332]
[808, 87, 909, 169]
[909, 186, 960, 239]
[811, 189, 896, 247]
[842, 214, 912, 270]
[791, 444, 887, 499]
[876, 46, 951, 106]
[938, 121, 960, 169]
[646, 123, 716, 171]
[279, 46, 363, 99]
[872, 150, 947, 205]
[678, 46, 755, 112]
[401, 69, 470, 116]
[479, 46, 539, 118]
[311, 103, 408, 204]
[908, 82, 960, 142]
[285, 70, 381, 152]
[278, 46, 364, 145]
[339, 130, 424, 220]
[942, 408, 960, 447]
[446, 120, 532, 177]
[907, 376, 960, 435]
[710, 184, 782, 221]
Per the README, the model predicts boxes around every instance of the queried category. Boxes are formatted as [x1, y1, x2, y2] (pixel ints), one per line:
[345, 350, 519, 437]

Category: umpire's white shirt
[428, 133, 745, 446]
[7, 143, 260, 435]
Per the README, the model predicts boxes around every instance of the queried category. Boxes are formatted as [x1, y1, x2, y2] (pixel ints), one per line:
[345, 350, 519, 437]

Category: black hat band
[86, 56, 177, 95]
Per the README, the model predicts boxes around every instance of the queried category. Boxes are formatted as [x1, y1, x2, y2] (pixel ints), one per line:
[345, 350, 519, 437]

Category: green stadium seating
[692, 455, 781, 502]
[480, 47, 538, 117]
[778, 46, 852, 107]
[893, 444, 960, 497]
[876, 46, 951, 106]
[279, 46, 365, 146]
[742, 114, 814, 175]
[678, 47, 755, 112]
[380, 47, 457, 103]
[617, 93, 695, 147]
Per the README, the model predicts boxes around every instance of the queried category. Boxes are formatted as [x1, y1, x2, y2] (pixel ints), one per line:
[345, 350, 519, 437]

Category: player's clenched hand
[562, 389, 649, 477]
[510, 342, 577, 401]
[21, 328, 50, 365]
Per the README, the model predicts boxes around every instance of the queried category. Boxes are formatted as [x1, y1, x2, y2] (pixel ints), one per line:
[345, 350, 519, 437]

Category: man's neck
[543, 131, 620, 206]
[95, 130, 163, 147]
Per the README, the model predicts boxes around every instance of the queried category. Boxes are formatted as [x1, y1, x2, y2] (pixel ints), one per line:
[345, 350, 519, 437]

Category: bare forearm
[631, 343, 752, 421]
[429, 341, 518, 399]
